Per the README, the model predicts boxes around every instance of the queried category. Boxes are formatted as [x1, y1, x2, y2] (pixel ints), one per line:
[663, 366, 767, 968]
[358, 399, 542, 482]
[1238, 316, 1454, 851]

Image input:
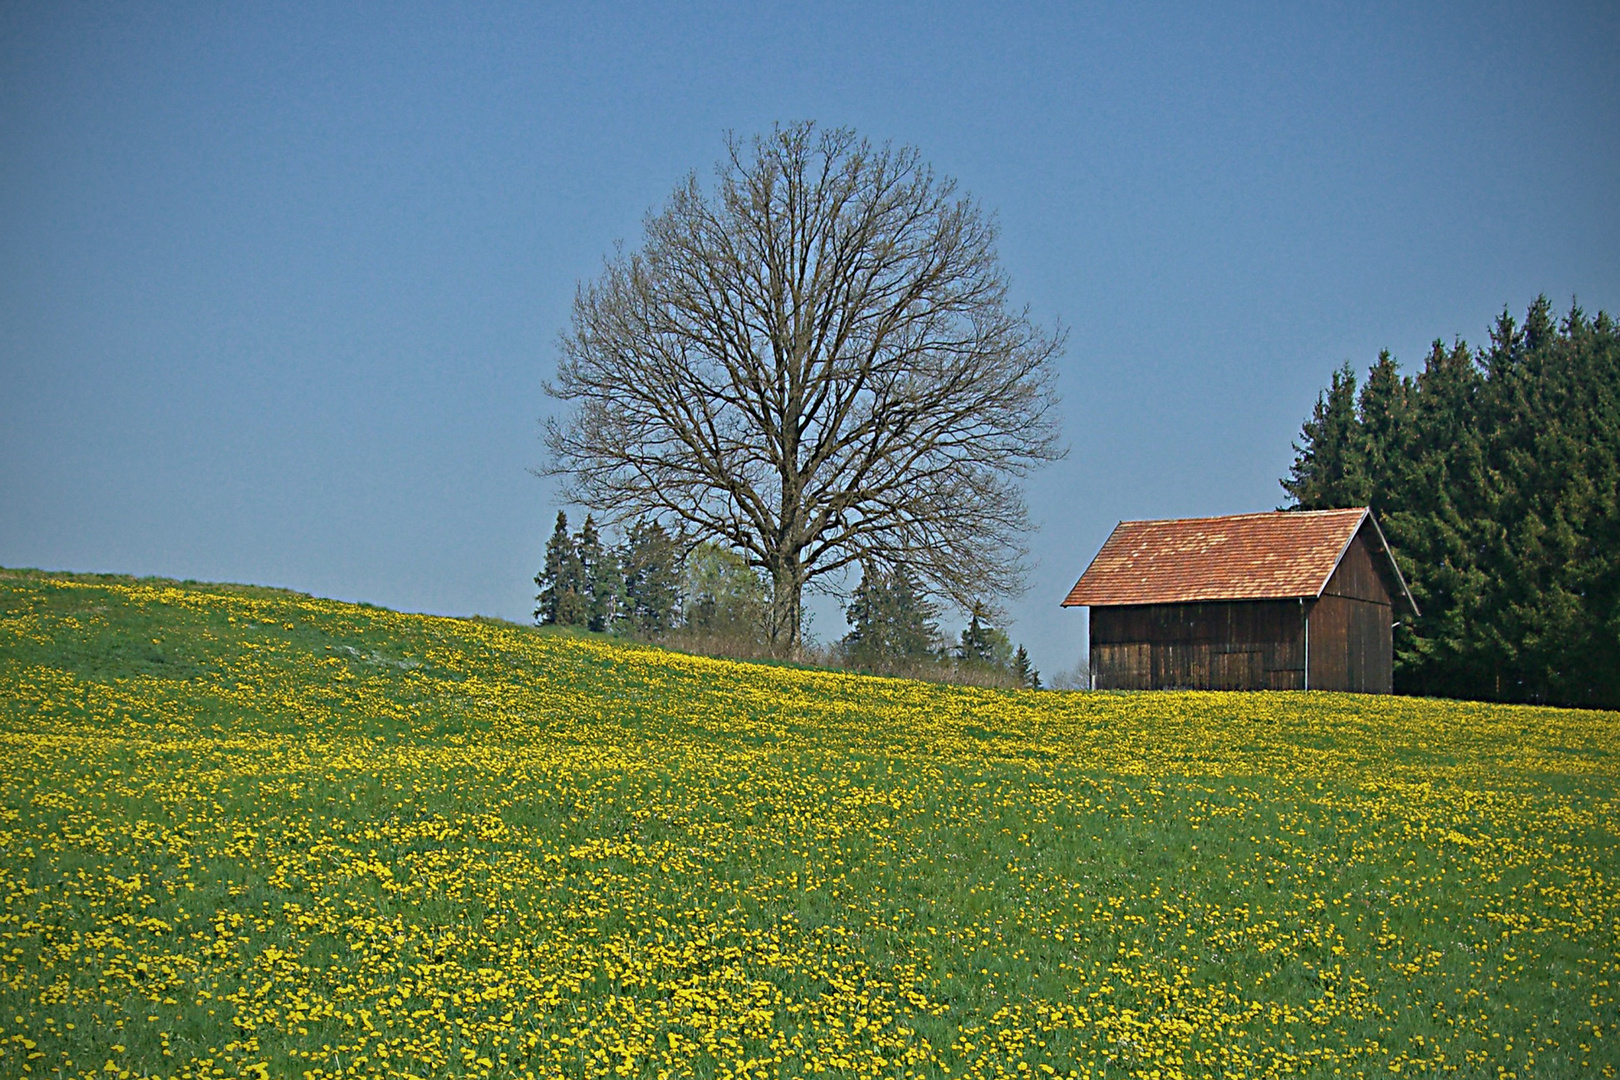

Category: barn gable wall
[1307, 529, 1395, 694]
[1322, 525, 1397, 605]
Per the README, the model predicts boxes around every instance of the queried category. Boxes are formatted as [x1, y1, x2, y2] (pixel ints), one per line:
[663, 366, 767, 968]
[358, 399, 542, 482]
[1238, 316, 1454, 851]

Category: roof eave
[1068, 592, 1319, 609]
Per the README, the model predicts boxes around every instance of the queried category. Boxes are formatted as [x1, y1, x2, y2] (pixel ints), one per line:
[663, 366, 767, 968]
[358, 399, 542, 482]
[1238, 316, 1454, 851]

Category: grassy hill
[1, 568, 1616, 1080]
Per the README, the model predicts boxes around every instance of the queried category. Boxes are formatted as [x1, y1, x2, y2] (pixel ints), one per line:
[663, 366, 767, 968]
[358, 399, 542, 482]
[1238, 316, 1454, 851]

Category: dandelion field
[1, 570, 1616, 1080]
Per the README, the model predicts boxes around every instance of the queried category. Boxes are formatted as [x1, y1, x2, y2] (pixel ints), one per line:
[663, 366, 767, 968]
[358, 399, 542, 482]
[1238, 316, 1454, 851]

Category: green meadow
[1, 568, 1615, 1080]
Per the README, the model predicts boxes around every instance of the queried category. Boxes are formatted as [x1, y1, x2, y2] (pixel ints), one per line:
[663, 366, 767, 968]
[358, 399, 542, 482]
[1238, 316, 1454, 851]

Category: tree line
[535, 511, 1042, 688]
[1284, 297, 1619, 708]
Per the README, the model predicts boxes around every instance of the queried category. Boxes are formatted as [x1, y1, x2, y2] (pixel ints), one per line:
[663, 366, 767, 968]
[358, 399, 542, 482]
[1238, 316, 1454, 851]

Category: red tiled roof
[1062, 508, 1399, 608]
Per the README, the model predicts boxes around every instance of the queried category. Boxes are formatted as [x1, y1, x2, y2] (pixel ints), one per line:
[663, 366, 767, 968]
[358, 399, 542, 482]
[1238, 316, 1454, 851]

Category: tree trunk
[765, 558, 804, 658]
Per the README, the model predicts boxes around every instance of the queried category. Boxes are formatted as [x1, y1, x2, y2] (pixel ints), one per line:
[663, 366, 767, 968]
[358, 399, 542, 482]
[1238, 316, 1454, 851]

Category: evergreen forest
[1284, 297, 1619, 708]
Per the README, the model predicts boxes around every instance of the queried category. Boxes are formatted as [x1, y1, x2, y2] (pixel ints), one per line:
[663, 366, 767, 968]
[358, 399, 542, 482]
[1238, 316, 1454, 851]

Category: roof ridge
[1118, 506, 1367, 527]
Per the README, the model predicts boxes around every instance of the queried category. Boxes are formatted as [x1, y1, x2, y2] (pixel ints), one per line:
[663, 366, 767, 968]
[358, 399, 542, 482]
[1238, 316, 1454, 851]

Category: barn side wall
[1090, 600, 1305, 691]
[1307, 531, 1395, 693]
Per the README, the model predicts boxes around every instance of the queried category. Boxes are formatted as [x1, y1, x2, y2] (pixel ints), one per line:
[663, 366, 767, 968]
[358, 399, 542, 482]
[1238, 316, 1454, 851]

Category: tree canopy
[1284, 297, 1619, 708]
[544, 122, 1064, 655]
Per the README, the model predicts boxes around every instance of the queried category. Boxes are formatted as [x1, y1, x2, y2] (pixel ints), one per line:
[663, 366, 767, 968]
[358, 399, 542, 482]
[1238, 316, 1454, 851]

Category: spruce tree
[1401, 337, 1493, 698]
[1012, 644, 1040, 689]
[957, 603, 1013, 672]
[620, 519, 682, 635]
[1480, 299, 1620, 705]
[535, 511, 587, 626]
[574, 514, 621, 632]
[1355, 350, 1412, 515]
[1283, 362, 1365, 509]
[842, 567, 941, 672]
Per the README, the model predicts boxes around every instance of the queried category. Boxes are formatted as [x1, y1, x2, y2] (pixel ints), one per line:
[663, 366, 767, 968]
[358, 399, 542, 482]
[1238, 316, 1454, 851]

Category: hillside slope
[2, 569, 1616, 1079]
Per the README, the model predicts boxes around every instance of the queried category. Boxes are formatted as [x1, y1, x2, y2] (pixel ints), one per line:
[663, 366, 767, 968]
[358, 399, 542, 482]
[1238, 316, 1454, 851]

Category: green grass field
[1, 568, 1616, 1080]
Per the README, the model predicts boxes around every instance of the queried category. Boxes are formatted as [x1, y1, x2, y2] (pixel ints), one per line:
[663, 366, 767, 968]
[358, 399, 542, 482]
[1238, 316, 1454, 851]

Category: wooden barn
[1062, 507, 1418, 693]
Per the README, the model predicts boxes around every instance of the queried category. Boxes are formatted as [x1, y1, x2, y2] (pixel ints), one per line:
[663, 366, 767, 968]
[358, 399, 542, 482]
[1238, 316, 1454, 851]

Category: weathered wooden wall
[1306, 528, 1394, 693]
[1090, 599, 1305, 691]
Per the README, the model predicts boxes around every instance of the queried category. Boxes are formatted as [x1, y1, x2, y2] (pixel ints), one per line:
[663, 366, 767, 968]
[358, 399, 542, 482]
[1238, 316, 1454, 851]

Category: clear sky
[3, 1, 1616, 679]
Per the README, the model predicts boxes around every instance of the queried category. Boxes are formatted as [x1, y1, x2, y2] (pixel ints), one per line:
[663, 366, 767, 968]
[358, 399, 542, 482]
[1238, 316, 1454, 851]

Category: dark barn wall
[1090, 600, 1305, 691]
[1307, 596, 1392, 692]
[1307, 529, 1394, 693]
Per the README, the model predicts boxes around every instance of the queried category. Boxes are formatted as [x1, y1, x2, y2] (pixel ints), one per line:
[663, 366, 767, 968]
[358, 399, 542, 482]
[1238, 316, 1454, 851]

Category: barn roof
[1061, 507, 1418, 614]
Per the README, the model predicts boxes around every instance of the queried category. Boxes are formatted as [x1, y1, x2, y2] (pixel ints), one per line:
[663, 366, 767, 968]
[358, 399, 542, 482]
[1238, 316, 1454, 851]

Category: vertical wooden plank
[1377, 600, 1393, 694]
[1309, 597, 1349, 692]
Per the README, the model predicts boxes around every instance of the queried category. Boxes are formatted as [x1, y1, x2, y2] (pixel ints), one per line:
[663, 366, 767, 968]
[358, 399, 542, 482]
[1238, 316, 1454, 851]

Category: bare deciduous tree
[544, 122, 1065, 655]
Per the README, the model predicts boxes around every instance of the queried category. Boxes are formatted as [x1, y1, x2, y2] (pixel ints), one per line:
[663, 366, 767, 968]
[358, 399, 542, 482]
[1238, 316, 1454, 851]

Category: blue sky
[3, 1, 1616, 678]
